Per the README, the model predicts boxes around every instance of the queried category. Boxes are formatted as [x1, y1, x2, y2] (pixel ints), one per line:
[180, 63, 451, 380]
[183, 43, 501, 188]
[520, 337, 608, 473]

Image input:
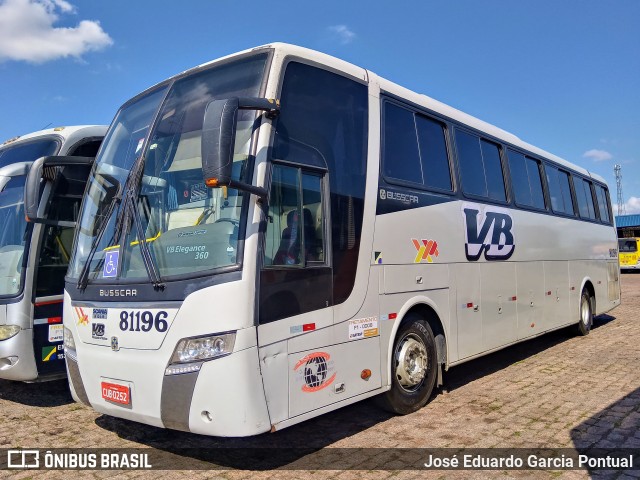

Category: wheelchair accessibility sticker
[103, 250, 119, 278]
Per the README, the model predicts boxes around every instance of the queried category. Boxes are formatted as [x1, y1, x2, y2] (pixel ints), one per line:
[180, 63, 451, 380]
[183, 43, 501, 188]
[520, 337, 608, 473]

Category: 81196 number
[119, 310, 168, 332]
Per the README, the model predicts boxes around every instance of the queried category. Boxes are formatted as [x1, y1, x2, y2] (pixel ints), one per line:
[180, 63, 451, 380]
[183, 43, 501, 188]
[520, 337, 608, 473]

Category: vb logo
[462, 203, 515, 261]
[412, 239, 439, 263]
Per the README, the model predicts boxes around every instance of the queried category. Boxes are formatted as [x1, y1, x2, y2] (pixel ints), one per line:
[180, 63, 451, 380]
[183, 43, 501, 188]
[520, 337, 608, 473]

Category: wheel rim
[395, 333, 428, 392]
[581, 295, 591, 326]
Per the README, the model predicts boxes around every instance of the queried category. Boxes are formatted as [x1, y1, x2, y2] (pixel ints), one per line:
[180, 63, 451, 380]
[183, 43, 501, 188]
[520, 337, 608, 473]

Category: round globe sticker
[293, 352, 336, 392]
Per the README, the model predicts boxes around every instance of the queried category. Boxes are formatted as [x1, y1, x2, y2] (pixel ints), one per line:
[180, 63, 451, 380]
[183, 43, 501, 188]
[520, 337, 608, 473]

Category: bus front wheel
[377, 314, 438, 415]
[577, 288, 593, 336]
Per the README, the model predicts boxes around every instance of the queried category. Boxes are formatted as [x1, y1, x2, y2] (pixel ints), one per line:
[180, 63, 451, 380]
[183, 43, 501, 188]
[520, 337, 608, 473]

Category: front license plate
[101, 382, 130, 406]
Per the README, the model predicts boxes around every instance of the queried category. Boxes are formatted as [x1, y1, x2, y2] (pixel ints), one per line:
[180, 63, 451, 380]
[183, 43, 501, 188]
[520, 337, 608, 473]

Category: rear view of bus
[618, 238, 640, 271]
[0, 126, 106, 381]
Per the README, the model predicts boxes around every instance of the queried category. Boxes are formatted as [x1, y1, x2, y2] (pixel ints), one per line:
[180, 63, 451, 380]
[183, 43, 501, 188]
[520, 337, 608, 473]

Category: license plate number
[101, 382, 130, 405]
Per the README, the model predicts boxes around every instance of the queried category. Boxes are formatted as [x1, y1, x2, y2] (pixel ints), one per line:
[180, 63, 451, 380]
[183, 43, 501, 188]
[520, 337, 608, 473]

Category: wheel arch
[579, 277, 596, 316]
[385, 297, 448, 387]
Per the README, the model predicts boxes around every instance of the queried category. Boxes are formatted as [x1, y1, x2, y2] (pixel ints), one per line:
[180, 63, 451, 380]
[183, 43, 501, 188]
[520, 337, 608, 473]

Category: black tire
[377, 314, 438, 415]
[576, 288, 593, 336]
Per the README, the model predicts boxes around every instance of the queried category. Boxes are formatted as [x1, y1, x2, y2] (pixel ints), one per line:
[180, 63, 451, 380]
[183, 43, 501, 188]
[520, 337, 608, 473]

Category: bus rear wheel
[577, 288, 593, 336]
[377, 314, 438, 415]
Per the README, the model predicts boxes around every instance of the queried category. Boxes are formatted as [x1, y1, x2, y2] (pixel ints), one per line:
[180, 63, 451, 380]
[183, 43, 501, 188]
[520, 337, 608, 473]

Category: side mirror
[24, 155, 94, 227]
[201, 97, 279, 198]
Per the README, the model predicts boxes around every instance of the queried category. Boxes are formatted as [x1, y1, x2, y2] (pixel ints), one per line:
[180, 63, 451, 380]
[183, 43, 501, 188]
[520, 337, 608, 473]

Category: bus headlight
[0, 325, 20, 341]
[168, 332, 236, 366]
[64, 327, 76, 352]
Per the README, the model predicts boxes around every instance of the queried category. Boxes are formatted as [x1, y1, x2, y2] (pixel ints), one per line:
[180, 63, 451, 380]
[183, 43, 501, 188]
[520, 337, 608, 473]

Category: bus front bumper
[67, 343, 271, 437]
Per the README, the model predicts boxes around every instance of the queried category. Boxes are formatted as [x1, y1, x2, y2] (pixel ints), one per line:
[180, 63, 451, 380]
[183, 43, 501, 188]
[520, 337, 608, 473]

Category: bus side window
[67, 139, 102, 157]
[595, 185, 611, 223]
[508, 149, 545, 209]
[264, 164, 325, 267]
[546, 166, 575, 215]
[575, 178, 596, 220]
[456, 129, 506, 202]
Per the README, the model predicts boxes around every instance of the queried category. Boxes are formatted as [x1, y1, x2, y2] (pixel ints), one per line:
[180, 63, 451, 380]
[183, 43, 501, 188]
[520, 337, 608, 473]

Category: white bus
[0, 126, 106, 381]
[51, 44, 619, 436]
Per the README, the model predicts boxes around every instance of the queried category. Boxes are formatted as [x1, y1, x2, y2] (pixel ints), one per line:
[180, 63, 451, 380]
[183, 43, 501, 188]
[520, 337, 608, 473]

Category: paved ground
[1, 273, 639, 479]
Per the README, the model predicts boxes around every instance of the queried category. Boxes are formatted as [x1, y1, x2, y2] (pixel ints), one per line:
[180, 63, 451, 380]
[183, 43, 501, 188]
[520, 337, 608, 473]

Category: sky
[0, 0, 638, 213]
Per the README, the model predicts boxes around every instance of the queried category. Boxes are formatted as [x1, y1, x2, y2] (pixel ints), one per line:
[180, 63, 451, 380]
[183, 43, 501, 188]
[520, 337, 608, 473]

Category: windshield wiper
[77, 154, 164, 290]
[122, 186, 164, 289]
[76, 182, 123, 290]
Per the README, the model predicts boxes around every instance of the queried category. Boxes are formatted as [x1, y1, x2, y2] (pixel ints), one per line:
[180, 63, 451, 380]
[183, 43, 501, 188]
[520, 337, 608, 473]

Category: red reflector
[388, 313, 397, 320]
[546, 291, 552, 296]
[466, 302, 474, 308]
[48, 317, 62, 324]
[510, 296, 517, 301]
[571, 287, 575, 291]
[303, 323, 315, 331]
[34, 299, 63, 307]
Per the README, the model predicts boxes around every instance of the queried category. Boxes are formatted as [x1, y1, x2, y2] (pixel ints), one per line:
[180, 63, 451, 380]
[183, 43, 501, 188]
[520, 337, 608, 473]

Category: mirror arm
[237, 97, 280, 119]
[228, 179, 267, 200]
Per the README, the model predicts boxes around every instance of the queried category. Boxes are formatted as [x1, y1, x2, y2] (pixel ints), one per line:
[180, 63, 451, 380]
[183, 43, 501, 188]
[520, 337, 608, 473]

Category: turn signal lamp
[205, 178, 220, 187]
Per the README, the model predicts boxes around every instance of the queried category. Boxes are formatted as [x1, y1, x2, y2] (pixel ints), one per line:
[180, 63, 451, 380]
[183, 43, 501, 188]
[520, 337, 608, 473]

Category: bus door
[257, 162, 336, 421]
[26, 156, 95, 377]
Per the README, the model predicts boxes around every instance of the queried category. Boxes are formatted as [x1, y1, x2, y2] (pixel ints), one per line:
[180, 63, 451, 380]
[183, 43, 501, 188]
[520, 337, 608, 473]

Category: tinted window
[546, 166, 574, 215]
[619, 239, 638, 253]
[264, 164, 325, 267]
[575, 178, 596, 219]
[526, 158, 545, 209]
[382, 104, 452, 191]
[508, 150, 545, 209]
[0, 139, 59, 168]
[456, 130, 505, 201]
[457, 131, 485, 197]
[416, 115, 452, 190]
[68, 139, 102, 157]
[383, 103, 422, 183]
[508, 150, 530, 205]
[274, 62, 368, 304]
[595, 185, 611, 223]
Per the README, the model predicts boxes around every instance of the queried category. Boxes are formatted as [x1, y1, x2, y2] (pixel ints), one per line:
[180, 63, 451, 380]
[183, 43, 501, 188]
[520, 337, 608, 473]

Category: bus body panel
[61, 44, 620, 435]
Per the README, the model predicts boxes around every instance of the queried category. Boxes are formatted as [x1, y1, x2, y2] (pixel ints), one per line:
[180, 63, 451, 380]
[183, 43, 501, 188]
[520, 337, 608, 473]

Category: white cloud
[328, 25, 356, 45]
[615, 197, 640, 215]
[0, 0, 112, 64]
[583, 149, 613, 162]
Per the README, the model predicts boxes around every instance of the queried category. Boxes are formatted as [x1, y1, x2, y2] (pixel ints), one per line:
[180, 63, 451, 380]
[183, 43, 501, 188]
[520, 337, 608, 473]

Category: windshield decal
[103, 250, 119, 278]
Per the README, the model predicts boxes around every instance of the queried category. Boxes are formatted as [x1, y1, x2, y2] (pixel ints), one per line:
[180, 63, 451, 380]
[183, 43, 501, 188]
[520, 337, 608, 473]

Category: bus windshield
[68, 53, 268, 283]
[0, 138, 59, 169]
[618, 239, 638, 253]
[0, 176, 29, 296]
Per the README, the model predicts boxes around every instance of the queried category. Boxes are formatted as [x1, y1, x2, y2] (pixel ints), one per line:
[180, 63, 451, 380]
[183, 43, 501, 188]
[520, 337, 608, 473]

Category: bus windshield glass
[0, 139, 59, 169]
[618, 239, 638, 253]
[0, 176, 29, 296]
[68, 53, 268, 283]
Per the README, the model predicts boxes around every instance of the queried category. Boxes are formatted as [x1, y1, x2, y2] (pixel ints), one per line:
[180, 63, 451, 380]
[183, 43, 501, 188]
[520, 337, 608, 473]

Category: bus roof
[129, 43, 609, 186]
[0, 125, 107, 150]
